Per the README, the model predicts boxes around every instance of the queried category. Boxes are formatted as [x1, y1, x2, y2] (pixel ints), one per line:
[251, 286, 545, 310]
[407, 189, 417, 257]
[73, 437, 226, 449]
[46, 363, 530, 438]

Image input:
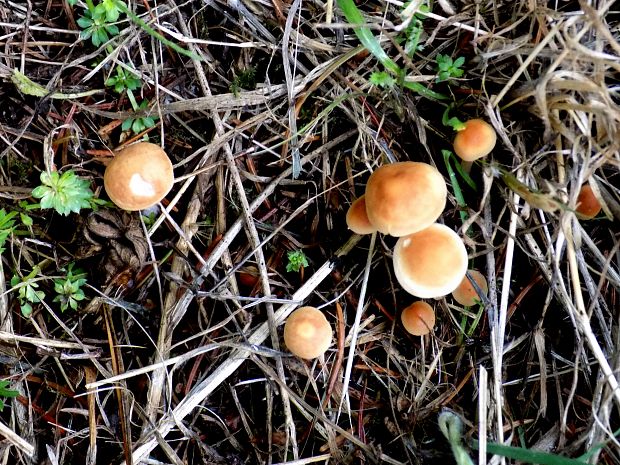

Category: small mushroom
[393, 223, 468, 298]
[453, 119, 497, 162]
[401, 301, 435, 336]
[451, 269, 488, 307]
[346, 196, 376, 235]
[283, 306, 332, 360]
[364, 162, 447, 237]
[575, 184, 601, 220]
[104, 142, 174, 211]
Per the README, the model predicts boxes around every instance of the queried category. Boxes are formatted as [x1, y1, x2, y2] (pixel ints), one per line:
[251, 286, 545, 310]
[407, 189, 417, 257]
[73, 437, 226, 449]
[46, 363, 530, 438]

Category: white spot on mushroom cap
[128, 173, 156, 198]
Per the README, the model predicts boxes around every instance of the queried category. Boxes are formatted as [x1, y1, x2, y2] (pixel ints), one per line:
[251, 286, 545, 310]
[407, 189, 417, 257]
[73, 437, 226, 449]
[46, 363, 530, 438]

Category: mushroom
[453, 119, 497, 162]
[393, 223, 468, 298]
[346, 196, 376, 235]
[401, 301, 435, 336]
[451, 269, 488, 307]
[283, 306, 332, 360]
[104, 142, 174, 211]
[364, 162, 447, 237]
[575, 184, 601, 220]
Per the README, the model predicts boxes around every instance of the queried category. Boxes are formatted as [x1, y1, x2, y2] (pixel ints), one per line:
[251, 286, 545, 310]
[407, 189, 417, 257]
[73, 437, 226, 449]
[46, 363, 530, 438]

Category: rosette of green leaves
[11, 268, 45, 318]
[53, 264, 87, 312]
[32, 171, 95, 216]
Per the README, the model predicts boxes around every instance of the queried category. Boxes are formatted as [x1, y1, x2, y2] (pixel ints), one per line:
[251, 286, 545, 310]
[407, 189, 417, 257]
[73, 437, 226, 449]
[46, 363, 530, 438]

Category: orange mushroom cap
[104, 142, 174, 211]
[575, 184, 602, 220]
[401, 301, 435, 336]
[283, 306, 332, 360]
[451, 269, 488, 307]
[364, 162, 447, 237]
[346, 196, 377, 235]
[393, 223, 468, 298]
[453, 119, 497, 162]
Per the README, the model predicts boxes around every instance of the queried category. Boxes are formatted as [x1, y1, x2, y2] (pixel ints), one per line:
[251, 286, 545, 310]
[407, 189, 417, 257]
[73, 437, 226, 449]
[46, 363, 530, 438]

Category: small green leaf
[286, 250, 309, 273]
[370, 71, 396, 88]
[20, 303, 33, 318]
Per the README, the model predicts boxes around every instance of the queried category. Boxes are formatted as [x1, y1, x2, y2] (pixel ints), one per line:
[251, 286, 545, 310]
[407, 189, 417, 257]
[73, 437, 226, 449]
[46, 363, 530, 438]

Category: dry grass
[0, 0, 618, 464]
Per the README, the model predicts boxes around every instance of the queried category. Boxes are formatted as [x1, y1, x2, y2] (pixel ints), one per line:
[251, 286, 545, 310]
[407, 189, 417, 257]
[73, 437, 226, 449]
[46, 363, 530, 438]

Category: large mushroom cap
[451, 269, 488, 307]
[393, 223, 468, 298]
[453, 119, 497, 162]
[346, 196, 376, 235]
[401, 301, 435, 336]
[283, 306, 332, 360]
[104, 142, 174, 211]
[364, 162, 447, 237]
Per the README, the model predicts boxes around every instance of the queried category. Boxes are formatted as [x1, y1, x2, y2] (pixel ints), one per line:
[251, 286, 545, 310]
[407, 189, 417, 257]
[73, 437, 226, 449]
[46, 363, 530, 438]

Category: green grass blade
[403, 80, 449, 100]
[336, 0, 400, 75]
[113, 1, 200, 60]
[442, 149, 469, 226]
[473, 441, 590, 465]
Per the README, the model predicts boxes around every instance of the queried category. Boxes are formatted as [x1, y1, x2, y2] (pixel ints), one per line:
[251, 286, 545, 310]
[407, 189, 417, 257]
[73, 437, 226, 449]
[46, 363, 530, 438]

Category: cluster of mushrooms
[100, 130, 601, 361]
[282, 119, 497, 360]
[341, 119, 499, 338]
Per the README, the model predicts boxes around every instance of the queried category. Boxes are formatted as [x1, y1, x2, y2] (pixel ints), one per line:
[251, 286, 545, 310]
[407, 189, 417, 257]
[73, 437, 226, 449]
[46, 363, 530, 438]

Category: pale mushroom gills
[104, 142, 174, 211]
[393, 223, 468, 298]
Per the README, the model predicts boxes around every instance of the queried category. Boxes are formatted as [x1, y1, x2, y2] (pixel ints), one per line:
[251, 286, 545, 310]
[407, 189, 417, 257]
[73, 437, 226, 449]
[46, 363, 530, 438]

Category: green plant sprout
[442, 106, 466, 132]
[141, 211, 157, 228]
[104, 67, 157, 135]
[399, 2, 429, 56]
[369, 71, 397, 89]
[438, 410, 474, 465]
[0, 380, 19, 412]
[31, 170, 96, 216]
[0, 209, 17, 253]
[11, 267, 46, 318]
[53, 264, 87, 312]
[77, 0, 125, 47]
[336, 0, 447, 101]
[436, 54, 465, 82]
[230, 66, 257, 96]
[105, 66, 141, 94]
[122, 100, 159, 134]
[286, 250, 309, 273]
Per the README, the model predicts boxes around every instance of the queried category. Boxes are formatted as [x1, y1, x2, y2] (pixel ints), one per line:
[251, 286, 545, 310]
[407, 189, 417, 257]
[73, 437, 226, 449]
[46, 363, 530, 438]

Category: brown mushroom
[346, 196, 376, 235]
[393, 223, 468, 298]
[575, 184, 601, 220]
[364, 162, 447, 237]
[401, 301, 435, 336]
[104, 142, 174, 211]
[453, 119, 497, 162]
[283, 306, 332, 360]
[451, 269, 488, 307]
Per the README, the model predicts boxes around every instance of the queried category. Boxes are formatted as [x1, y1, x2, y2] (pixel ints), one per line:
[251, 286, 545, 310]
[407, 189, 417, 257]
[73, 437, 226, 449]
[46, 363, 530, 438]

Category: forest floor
[0, 0, 618, 464]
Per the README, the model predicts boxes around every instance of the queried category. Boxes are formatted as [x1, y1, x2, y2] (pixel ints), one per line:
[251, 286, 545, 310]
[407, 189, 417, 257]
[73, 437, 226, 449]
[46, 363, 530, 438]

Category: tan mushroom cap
[346, 196, 376, 235]
[401, 301, 435, 336]
[393, 223, 468, 298]
[104, 142, 174, 211]
[364, 162, 447, 237]
[283, 306, 332, 360]
[451, 269, 488, 307]
[576, 184, 601, 220]
[453, 119, 497, 162]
